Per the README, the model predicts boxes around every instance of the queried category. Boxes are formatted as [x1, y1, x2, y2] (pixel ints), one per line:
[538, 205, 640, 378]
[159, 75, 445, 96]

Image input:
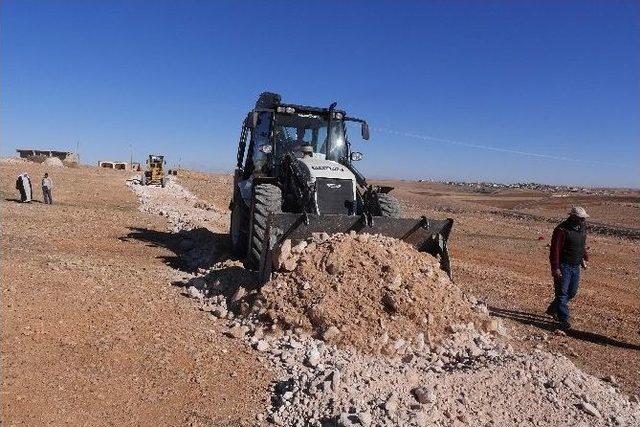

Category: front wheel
[373, 193, 402, 218]
[247, 184, 282, 270]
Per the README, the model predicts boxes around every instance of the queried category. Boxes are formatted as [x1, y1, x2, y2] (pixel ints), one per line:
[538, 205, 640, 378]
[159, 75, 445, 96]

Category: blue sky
[1, 0, 638, 187]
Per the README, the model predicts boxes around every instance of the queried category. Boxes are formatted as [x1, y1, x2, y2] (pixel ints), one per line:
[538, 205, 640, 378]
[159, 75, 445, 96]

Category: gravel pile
[127, 177, 224, 233]
[182, 273, 639, 426]
[258, 233, 491, 353]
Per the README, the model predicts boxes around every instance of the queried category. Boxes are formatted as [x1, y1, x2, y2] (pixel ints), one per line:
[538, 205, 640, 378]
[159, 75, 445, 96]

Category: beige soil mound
[259, 233, 490, 354]
[42, 156, 64, 167]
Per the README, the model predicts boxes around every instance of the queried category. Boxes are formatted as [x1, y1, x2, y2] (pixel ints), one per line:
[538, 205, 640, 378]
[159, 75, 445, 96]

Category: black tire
[247, 184, 282, 270]
[230, 192, 249, 257]
[374, 193, 402, 218]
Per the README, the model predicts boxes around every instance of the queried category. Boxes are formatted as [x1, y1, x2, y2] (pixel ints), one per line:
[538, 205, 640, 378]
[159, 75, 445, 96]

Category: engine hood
[296, 155, 356, 182]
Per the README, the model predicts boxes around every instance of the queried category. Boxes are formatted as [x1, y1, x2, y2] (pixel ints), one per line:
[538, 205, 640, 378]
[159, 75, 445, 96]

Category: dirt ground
[1, 164, 271, 426]
[2, 164, 639, 425]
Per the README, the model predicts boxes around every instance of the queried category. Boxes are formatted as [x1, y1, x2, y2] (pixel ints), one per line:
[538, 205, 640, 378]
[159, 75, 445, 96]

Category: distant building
[98, 160, 130, 170]
[16, 149, 79, 164]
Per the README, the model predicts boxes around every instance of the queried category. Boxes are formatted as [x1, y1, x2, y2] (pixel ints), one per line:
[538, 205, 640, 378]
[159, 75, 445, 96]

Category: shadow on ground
[122, 226, 261, 308]
[490, 306, 640, 351]
[123, 226, 230, 272]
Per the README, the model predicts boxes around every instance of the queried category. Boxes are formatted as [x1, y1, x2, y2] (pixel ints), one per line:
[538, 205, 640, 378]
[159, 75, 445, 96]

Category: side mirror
[350, 151, 364, 162]
[361, 122, 370, 140]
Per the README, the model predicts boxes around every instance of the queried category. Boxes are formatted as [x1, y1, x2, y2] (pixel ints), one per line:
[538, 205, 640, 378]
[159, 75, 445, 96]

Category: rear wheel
[374, 193, 402, 218]
[247, 184, 282, 270]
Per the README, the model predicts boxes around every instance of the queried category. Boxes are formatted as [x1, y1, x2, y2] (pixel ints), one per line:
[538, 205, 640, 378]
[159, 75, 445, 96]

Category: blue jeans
[551, 263, 581, 322]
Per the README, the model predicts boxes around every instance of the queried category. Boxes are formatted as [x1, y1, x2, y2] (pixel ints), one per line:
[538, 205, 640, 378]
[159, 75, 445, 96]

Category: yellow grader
[141, 154, 166, 187]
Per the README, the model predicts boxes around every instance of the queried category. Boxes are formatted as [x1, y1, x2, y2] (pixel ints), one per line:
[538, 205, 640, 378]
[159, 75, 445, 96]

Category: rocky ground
[2, 163, 639, 426]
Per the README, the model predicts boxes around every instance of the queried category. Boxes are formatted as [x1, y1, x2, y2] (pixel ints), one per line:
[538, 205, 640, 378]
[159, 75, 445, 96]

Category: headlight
[258, 144, 273, 154]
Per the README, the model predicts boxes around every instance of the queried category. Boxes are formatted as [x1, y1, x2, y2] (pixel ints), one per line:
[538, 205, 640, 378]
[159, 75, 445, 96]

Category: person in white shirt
[42, 172, 53, 204]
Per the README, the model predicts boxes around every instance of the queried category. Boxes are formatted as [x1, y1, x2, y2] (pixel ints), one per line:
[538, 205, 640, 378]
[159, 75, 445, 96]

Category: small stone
[322, 326, 341, 341]
[326, 263, 338, 275]
[291, 241, 308, 254]
[388, 274, 402, 289]
[231, 287, 246, 303]
[384, 394, 398, 414]
[412, 387, 436, 404]
[224, 325, 248, 339]
[185, 286, 204, 300]
[282, 257, 298, 272]
[357, 411, 372, 427]
[579, 402, 601, 418]
[393, 339, 406, 350]
[306, 348, 321, 367]
[274, 239, 292, 269]
[212, 307, 227, 318]
[256, 340, 270, 352]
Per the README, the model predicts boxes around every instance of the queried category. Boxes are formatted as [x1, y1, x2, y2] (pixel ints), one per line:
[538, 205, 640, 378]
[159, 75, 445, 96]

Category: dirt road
[1, 163, 270, 425]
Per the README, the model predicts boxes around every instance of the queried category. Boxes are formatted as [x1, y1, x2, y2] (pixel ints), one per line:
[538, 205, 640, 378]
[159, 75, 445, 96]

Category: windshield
[273, 113, 347, 161]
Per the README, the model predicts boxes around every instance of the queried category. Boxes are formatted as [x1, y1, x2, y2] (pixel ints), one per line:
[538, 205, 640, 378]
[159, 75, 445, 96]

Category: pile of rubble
[258, 233, 493, 353]
[127, 177, 224, 233]
[182, 270, 638, 426]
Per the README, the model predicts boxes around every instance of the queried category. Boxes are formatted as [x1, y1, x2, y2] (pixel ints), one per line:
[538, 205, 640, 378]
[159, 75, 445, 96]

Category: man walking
[42, 172, 53, 204]
[546, 206, 589, 330]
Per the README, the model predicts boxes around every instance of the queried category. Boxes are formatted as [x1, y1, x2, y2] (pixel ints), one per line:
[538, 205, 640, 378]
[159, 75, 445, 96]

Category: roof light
[285, 107, 295, 114]
[334, 112, 344, 119]
[276, 106, 285, 113]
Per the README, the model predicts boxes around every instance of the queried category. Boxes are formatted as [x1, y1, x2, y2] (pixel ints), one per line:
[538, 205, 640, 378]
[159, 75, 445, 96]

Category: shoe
[545, 304, 559, 321]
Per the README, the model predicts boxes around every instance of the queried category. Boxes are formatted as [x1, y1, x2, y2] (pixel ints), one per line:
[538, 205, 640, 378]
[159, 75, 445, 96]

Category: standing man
[42, 172, 53, 204]
[546, 206, 589, 330]
[15, 173, 33, 202]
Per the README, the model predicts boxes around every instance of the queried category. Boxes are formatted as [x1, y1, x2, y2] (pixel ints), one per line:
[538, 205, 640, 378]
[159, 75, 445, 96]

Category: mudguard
[259, 213, 453, 283]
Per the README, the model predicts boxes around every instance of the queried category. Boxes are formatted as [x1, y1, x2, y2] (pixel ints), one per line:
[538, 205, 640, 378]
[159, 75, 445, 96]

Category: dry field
[2, 163, 639, 425]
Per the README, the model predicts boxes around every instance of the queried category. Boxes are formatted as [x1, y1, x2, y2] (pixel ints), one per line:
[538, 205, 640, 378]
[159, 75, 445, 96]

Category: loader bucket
[259, 213, 453, 283]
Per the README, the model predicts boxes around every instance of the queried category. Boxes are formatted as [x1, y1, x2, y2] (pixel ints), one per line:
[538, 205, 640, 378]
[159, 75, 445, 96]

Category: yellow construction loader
[141, 154, 166, 187]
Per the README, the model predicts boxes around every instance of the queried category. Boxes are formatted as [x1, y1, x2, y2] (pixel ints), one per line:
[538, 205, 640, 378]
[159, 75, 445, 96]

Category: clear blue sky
[2, 0, 638, 187]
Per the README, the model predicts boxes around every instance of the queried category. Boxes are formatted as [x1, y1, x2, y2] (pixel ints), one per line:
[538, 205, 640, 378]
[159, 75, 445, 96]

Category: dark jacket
[550, 218, 588, 270]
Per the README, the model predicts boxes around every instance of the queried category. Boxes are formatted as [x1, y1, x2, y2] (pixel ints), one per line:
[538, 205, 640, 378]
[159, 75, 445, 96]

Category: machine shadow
[122, 226, 261, 303]
[489, 306, 640, 351]
[123, 226, 232, 272]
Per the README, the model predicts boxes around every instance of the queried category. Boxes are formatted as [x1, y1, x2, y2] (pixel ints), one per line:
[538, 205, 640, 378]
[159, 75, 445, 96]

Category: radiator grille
[316, 178, 354, 215]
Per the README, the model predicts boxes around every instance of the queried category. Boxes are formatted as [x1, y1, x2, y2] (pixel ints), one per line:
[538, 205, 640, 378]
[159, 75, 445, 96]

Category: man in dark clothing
[546, 206, 589, 330]
[15, 173, 33, 202]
